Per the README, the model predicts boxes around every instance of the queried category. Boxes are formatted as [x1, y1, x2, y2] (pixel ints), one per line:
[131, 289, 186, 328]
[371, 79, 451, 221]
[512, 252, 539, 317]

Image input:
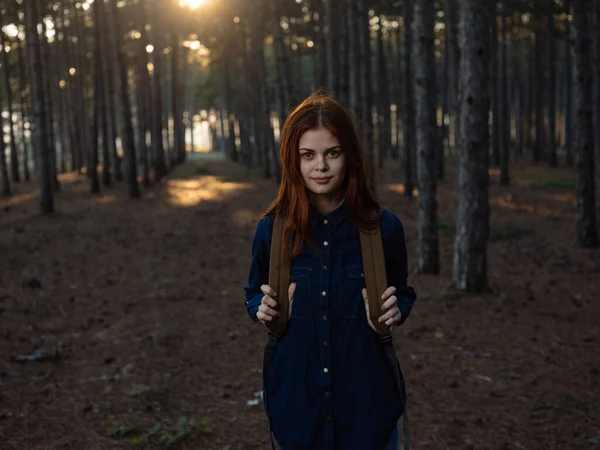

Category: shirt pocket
[340, 265, 365, 319]
[289, 267, 312, 319]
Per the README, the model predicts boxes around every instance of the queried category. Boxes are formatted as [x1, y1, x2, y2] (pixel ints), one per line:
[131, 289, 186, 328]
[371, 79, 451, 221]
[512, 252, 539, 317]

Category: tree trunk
[150, 0, 166, 182]
[102, 0, 122, 181]
[359, 0, 374, 181]
[548, 6, 557, 168]
[453, 0, 492, 292]
[443, 0, 460, 150]
[40, 13, 60, 192]
[414, 0, 440, 274]
[16, 41, 31, 180]
[499, 0, 510, 184]
[95, 0, 111, 188]
[24, 0, 54, 213]
[565, 0, 573, 165]
[91, 0, 104, 193]
[491, 4, 500, 167]
[0, 31, 20, 184]
[403, 0, 415, 197]
[593, 0, 600, 197]
[533, 5, 545, 163]
[570, 0, 599, 248]
[377, 21, 391, 168]
[109, 0, 140, 198]
[170, 31, 184, 163]
[348, 0, 362, 119]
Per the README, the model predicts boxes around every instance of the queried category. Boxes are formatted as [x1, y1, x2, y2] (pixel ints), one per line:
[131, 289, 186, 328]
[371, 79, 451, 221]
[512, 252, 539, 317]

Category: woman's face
[298, 128, 346, 198]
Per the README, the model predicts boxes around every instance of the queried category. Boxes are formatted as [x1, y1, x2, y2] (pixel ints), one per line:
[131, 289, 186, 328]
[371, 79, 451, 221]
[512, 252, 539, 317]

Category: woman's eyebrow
[298, 145, 341, 152]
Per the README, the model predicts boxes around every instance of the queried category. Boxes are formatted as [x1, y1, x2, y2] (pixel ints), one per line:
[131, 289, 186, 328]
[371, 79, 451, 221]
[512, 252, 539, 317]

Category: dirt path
[0, 157, 598, 449]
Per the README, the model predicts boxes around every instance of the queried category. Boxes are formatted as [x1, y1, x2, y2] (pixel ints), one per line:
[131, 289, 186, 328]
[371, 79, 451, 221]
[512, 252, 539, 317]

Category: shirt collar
[309, 196, 348, 228]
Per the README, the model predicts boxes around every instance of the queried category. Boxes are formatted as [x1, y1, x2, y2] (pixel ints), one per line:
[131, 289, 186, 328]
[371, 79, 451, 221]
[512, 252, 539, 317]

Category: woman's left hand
[362, 286, 403, 333]
[378, 286, 402, 332]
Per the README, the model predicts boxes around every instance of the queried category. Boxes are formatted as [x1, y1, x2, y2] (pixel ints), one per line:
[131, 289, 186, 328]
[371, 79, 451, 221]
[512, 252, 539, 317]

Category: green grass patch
[107, 416, 211, 447]
[194, 165, 212, 175]
[489, 221, 534, 241]
[530, 177, 574, 189]
[218, 167, 264, 183]
[438, 219, 533, 241]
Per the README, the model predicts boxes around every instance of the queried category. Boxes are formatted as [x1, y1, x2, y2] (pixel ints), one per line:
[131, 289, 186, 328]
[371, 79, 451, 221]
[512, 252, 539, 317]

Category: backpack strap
[266, 215, 291, 339]
[359, 223, 392, 336]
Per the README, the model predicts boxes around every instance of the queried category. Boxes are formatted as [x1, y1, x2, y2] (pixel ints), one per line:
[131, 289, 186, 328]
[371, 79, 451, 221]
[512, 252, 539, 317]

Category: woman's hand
[362, 286, 403, 333]
[256, 283, 296, 325]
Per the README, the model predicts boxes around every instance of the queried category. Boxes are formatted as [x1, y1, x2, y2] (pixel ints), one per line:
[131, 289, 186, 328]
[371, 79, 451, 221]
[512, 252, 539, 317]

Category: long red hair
[263, 93, 382, 259]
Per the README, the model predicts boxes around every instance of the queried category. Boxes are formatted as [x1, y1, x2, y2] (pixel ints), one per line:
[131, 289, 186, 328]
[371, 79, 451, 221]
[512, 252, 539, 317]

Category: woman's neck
[309, 188, 345, 216]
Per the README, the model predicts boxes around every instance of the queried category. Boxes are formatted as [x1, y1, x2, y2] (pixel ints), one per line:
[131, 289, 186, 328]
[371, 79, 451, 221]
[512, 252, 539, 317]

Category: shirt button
[323, 341, 329, 346]
[325, 391, 330, 396]
[322, 291, 327, 297]
[323, 265, 328, 271]
[324, 368, 329, 373]
[323, 241, 329, 247]
[327, 415, 332, 421]
[323, 315, 327, 321]
[323, 219, 328, 225]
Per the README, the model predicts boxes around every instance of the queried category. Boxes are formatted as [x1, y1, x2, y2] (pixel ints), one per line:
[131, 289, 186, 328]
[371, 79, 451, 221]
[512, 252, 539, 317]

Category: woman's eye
[327, 150, 340, 157]
[301, 153, 313, 159]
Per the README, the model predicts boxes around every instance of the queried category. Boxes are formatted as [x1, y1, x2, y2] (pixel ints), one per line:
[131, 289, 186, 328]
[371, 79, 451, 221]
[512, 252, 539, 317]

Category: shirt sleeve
[244, 217, 273, 323]
[383, 211, 417, 325]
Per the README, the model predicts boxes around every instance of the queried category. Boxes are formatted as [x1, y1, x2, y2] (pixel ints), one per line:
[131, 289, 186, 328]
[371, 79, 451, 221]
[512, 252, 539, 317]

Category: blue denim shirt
[244, 203, 417, 450]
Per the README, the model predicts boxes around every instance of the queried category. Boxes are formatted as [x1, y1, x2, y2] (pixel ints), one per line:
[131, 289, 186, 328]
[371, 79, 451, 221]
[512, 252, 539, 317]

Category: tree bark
[593, 0, 600, 197]
[24, 0, 54, 213]
[150, 0, 167, 182]
[403, 0, 415, 197]
[0, 30, 20, 183]
[414, 0, 439, 274]
[548, 6, 557, 168]
[453, 0, 492, 292]
[491, 4, 500, 167]
[499, 0, 510, 184]
[109, 0, 140, 198]
[570, 0, 599, 248]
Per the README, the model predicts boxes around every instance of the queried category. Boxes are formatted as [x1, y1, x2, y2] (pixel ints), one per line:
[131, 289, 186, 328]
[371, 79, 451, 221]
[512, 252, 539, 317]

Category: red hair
[263, 93, 382, 258]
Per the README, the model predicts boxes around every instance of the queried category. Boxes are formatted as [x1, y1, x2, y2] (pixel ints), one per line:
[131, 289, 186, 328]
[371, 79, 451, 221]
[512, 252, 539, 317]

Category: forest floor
[0, 153, 599, 450]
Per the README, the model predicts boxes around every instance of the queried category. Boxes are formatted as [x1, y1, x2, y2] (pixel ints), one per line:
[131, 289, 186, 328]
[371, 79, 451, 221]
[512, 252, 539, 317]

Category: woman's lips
[312, 177, 332, 184]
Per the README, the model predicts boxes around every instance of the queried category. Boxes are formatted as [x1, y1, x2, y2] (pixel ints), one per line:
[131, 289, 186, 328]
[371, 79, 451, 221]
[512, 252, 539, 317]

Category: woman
[244, 93, 417, 450]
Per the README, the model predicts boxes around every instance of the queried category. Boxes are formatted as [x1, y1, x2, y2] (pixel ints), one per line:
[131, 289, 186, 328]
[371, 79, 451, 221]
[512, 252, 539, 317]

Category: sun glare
[179, 0, 209, 8]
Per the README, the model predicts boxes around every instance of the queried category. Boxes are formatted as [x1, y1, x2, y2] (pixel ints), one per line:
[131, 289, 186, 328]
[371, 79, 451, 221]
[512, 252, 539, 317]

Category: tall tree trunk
[102, 0, 122, 181]
[377, 21, 391, 168]
[91, 0, 104, 193]
[24, 0, 54, 213]
[499, 0, 510, 184]
[359, 0, 374, 182]
[593, 0, 600, 197]
[443, 0, 460, 151]
[339, 4, 350, 107]
[40, 14, 60, 192]
[491, 4, 500, 167]
[403, 0, 415, 197]
[348, 0, 362, 118]
[150, 0, 166, 181]
[570, 0, 599, 248]
[73, 0, 89, 172]
[170, 31, 184, 163]
[565, 0, 573, 165]
[453, 0, 492, 292]
[16, 41, 31, 180]
[548, 6, 557, 168]
[0, 31, 20, 183]
[414, 0, 440, 274]
[95, 0, 111, 188]
[109, 0, 140, 198]
[513, 15, 523, 157]
[533, 5, 545, 163]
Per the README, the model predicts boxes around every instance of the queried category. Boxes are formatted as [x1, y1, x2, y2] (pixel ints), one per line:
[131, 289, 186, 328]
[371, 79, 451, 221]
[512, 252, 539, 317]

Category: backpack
[262, 214, 410, 450]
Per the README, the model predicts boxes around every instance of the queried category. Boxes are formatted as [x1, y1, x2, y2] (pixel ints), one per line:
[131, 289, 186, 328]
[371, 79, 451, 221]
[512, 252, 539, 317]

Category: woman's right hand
[256, 283, 296, 325]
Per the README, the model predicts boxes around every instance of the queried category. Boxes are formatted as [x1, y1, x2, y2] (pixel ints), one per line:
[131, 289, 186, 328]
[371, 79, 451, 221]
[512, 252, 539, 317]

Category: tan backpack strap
[359, 221, 390, 335]
[266, 216, 291, 338]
